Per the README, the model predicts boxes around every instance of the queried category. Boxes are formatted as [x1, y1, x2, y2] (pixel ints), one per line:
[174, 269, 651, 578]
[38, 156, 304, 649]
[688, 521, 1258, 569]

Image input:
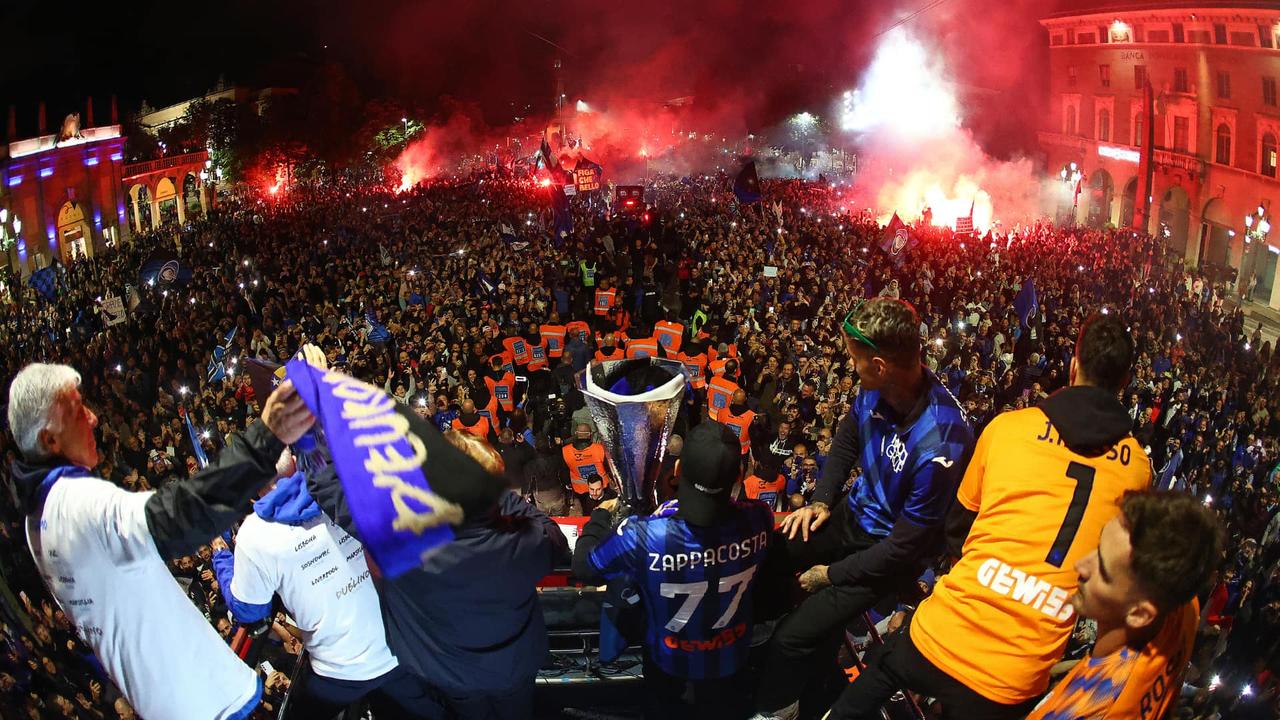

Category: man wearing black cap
[572, 422, 774, 718]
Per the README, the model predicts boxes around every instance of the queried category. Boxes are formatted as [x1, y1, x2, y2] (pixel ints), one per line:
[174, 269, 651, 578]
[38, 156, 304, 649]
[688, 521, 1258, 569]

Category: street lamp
[1059, 163, 1085, 226]
[1242, 204, 1272, 300]
[402, 117, 409, 140]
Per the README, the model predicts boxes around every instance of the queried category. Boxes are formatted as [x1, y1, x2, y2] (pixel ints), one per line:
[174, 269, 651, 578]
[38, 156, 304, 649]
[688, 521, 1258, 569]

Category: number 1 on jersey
[1045, 461, 1096, 567]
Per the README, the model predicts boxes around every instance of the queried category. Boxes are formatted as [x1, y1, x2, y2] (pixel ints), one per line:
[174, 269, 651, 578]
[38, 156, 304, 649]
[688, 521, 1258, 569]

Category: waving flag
[284, 359, 507, 578]
[1014, 277, 1038, 328]
[365, 311, 391, 344]
[879, 212, 917, 265]
[551, 184, 573, 238]
[733, 161, 761, 204]
[27, 266, 60, 302]
[139, 250, 193, 286]
[574, 157, 603, 192]
[180, 406, 210, 469]
[476, 270, 496, 296]
[206, 327, 237, 384]
[499, 223, 528, 251]
[955, 199, 975, 235]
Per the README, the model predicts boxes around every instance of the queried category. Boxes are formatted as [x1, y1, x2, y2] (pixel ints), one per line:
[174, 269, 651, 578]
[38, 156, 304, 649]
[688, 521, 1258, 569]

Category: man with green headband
[752, 297, 975, 720]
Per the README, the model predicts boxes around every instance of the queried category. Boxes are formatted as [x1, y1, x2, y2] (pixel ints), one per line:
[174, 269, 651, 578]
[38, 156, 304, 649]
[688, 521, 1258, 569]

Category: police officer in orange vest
[594, 334, 625, 362]
[719, 389, 762, 462]
[451, 399, 495, 442]
[561, 423, 611, 494]
[706, 375, 741, 422]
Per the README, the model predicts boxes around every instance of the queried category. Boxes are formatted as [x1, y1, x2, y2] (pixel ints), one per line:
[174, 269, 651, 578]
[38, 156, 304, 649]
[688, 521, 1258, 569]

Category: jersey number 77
[660, 567, 757, 632]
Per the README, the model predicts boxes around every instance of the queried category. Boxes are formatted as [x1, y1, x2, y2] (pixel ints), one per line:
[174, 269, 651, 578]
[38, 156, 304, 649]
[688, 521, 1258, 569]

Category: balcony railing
[1039, 131, 1205, 176]
[122, 150, 210, 179]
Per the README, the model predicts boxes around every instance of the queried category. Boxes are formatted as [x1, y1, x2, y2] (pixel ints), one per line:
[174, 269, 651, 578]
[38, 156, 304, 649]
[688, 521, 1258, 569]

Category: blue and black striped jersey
[846, 369, 974, 536]
[588, 499, 774, 679]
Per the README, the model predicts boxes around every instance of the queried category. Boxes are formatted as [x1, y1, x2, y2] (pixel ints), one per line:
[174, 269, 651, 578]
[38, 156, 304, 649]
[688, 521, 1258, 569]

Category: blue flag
[365, 311, 391, 344]
[27, 266, 60, 302]
[181, 406, 210, 469]
[206, 327, 237, 384]
[551, 184, 573, 238]
[1014, 277, 1038, 328]
[499, 223, 528, 251]
[139, 250, 193, 286]
[284, 360, 507, 578]
[733, 161, 761, 204]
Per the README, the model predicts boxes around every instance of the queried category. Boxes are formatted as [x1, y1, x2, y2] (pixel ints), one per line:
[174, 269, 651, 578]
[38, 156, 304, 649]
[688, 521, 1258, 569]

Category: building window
[1265, 77, 1277, 107]
[1068, 65, 1077, 87]
[1172, 23, 1184, 43]
[1230, 31, 1255, 47]
[1264, 133, 1278, 178]
[1174, 68, 1189, 93]
[1214, 24, 1227, 44]
[1215, 124, 1232, 165]
[1099, 64, 1110, 88]
[1173, 116, 1190, 152]
[1147, 29, 1171, 43]
[1134, 113, 1143, 146]
[1134, 65, 1147, 90]
[1065, 105, 1077, 136]
[1098, 108, 1111, 142]
[1217, 71, 1231, 99]
[1188, 29, 1211, 45]
[1077, 31, 1097, 45]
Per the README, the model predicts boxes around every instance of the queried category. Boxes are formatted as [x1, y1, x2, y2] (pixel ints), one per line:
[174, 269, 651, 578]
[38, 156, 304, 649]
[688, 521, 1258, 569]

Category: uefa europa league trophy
[576, 357, 687, 513]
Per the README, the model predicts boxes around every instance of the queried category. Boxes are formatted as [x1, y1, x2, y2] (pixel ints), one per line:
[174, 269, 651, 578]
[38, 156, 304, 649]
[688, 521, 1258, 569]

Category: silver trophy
[576, 357, 687, 512]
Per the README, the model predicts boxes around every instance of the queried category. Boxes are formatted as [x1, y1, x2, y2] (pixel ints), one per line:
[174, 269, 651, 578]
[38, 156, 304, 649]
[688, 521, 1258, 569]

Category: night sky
[0, 1, 1149, 154]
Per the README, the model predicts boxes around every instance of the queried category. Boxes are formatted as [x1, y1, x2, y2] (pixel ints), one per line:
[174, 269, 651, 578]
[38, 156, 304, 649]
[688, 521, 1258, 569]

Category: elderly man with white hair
[7, 362, 314, 720]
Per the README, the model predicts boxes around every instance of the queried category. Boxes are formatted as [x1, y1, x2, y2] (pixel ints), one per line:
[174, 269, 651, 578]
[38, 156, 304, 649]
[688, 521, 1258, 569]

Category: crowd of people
[0, 169, 1278, 719]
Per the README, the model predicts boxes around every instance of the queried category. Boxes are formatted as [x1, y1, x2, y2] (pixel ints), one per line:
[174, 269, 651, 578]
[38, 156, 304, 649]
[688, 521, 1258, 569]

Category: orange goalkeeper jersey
[1027, 600, 1198, 720]
[910, 405, 1151, 704]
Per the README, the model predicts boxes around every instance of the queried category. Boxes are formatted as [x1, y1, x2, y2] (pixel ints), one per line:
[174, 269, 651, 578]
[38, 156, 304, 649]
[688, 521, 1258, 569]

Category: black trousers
[828, 625, 1039, 720]
[434, 681, 534, 720]
[755, 501, 919, 713]
[285, 663, 439, 720]
[642, 654, 751, 720]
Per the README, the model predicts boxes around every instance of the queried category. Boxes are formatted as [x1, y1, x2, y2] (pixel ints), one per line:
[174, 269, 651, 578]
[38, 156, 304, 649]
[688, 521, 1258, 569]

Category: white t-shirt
[27, 476, 259, 720]
[230, 512, 397, 681]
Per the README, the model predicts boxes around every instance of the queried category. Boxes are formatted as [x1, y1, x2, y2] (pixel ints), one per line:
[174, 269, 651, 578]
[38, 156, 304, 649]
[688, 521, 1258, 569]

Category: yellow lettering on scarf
[319, 371, 463, 535]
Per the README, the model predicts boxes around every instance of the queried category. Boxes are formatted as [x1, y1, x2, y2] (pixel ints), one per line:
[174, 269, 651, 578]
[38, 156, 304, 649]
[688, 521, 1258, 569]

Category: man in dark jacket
[309, 447, 569, 720]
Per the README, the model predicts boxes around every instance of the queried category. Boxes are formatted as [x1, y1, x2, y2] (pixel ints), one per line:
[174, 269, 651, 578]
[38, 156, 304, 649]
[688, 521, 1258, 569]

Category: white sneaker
[748, 701, 799, 720]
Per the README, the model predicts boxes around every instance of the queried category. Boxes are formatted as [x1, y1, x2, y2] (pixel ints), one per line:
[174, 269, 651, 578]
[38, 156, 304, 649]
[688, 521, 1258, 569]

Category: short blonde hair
[442, 430, 505, 477]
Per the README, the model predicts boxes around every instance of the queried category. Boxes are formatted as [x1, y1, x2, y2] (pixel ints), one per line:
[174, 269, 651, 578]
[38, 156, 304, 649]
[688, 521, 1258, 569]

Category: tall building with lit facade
[1039, 3, 1280, 305]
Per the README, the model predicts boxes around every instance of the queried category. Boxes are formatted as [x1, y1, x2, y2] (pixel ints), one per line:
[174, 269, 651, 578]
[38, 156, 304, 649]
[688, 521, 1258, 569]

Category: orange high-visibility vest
[540, 324, 566, 358]
[720, 407, 755, 455]
[528, 341, 548, 371]
[743, 471, 785, 508]
[489, 351, 515, 377]
[485, 372, 516, 412]
[625, 337, 659, 359]
[563, 442, 611, 493]
[595, 346, 625, 362]
[680, 352, 708, 389]
[502, 336, 532, 366]
[565, 320, 591, 344]
[593, 288, 617, 316]
[654, 320, 685, 353]
[451, 415, 491, 440]
[706, 376, 740, 421]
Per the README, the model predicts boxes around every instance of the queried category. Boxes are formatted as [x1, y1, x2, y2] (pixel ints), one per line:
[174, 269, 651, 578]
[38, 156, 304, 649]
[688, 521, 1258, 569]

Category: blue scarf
[253, 471, 321, 525]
